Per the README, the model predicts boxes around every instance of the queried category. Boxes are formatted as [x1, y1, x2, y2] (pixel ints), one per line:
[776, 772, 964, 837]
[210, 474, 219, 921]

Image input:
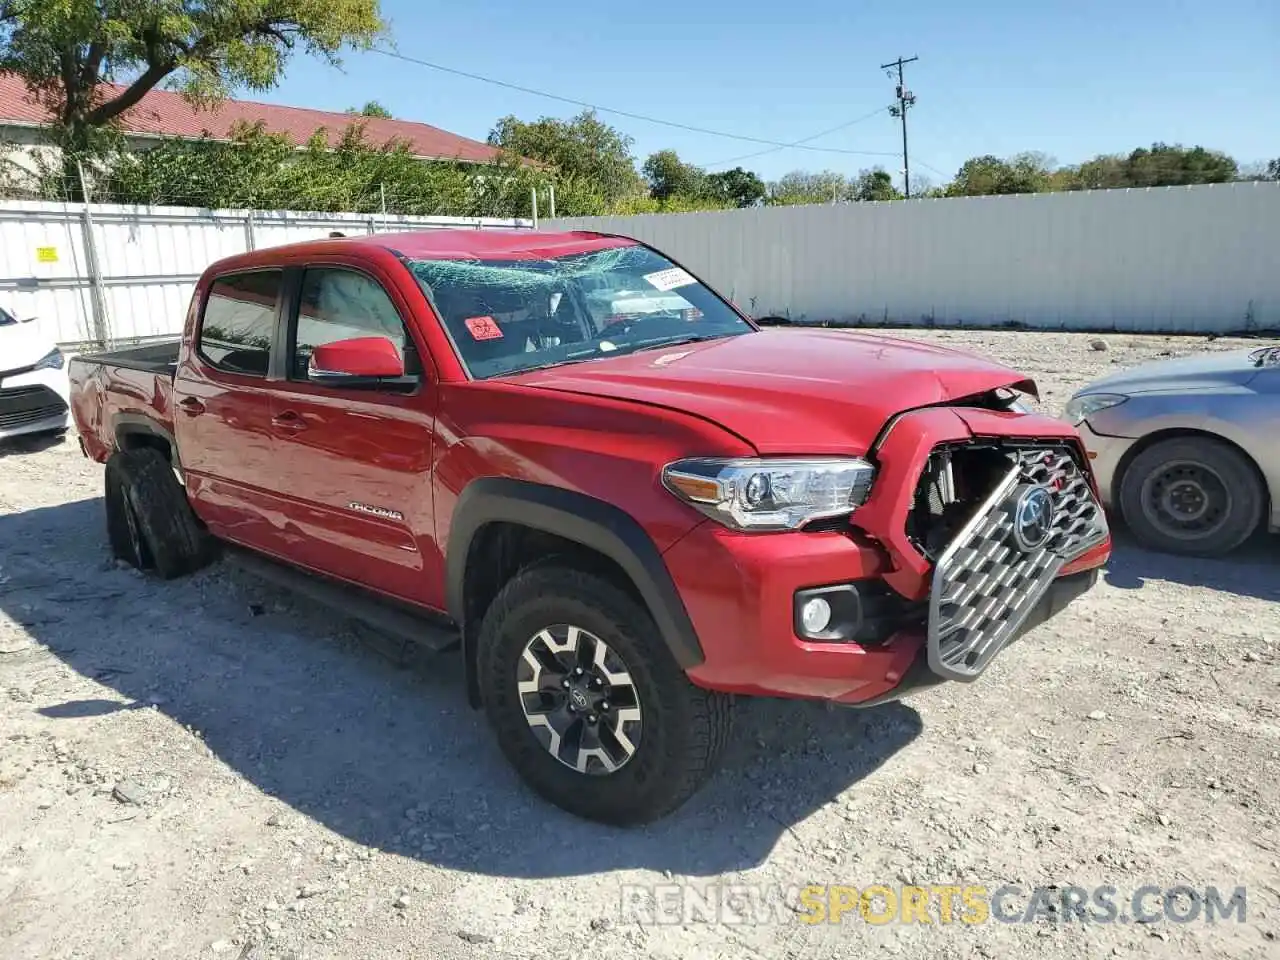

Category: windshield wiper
[499, 333, 738, 376]
[500, 349, 602, 375]
[1249, 346, 1280, 368]
[611, 333, 739, 355]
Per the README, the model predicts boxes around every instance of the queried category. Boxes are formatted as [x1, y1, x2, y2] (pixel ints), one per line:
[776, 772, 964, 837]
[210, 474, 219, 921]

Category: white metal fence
[550, 182, 1280, 335]
[0, 200, 532, 348]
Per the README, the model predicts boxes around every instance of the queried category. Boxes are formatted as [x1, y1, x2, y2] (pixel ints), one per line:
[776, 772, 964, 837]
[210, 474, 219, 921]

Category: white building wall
[549, 182, 1280, 335]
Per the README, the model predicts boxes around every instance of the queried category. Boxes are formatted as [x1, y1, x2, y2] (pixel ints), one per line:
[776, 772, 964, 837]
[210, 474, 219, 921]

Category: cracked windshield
[409, 243, 753, 378]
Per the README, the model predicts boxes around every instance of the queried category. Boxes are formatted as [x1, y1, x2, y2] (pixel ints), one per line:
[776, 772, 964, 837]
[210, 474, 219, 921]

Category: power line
[881, 55, 919, 196]
[371, 48, 902, 158]
[702, 107, 892, 169]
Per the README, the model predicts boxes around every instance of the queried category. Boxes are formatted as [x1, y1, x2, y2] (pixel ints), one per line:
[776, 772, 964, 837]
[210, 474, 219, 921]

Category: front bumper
[0, 364, 71, 441]
[665, 406, 1112, 706]
[1075, 421, 1139, 511]
[848, 567, 1099, 708]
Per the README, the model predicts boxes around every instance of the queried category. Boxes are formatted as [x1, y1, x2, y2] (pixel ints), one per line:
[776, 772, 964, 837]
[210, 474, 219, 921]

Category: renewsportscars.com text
[619, 883, 1248, 926]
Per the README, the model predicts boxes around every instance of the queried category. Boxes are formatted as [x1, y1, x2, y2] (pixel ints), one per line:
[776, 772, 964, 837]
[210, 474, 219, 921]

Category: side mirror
[753, 315, 792, 327]
[308, 336, 412, 388]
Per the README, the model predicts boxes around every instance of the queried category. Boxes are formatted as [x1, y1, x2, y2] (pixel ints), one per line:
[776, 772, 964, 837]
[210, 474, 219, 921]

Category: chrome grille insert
[927, 445, 1108, 682]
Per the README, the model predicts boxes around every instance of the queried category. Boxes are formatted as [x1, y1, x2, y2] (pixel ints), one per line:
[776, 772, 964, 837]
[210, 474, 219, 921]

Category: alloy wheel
[516, 624, 642, 775]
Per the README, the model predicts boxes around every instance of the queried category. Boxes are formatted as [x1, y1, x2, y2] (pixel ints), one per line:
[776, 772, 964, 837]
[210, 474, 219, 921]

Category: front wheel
[1118, 437, 1264, 557]
[476, 565, 733, 825]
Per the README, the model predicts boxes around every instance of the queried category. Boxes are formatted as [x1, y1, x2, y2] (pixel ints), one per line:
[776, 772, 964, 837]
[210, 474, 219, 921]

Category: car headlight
[662, 457, 876, 532]
[32, 348, 64, 371]
[1063, 393, 1128, 426]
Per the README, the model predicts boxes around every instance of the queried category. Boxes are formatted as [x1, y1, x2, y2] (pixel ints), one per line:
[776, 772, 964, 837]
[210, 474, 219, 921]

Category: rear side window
[199, 271, 282, 376]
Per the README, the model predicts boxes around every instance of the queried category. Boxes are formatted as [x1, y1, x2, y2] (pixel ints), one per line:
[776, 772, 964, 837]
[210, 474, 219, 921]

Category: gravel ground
[1, 330, 1278, 960]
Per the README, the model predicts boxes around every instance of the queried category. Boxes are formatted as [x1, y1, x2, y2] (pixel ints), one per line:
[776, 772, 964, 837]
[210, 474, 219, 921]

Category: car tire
[104, 447, 213, 579]
[476, 564, 734, 826]
[1118, 437, 1264, 557]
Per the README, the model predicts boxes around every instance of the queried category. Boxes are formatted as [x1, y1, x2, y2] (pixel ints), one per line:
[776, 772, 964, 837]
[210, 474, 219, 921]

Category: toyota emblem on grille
[1013, 486, 1055, 552]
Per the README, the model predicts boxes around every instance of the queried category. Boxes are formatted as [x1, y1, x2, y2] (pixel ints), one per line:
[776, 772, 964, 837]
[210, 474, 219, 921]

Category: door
[173, 269, 285, 550]
[262, 265, 442, 608]
[1246, 358, 1280, 530]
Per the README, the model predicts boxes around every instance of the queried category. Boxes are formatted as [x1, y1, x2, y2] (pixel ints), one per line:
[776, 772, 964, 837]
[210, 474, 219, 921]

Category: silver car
[1063, 345, 1279, 556]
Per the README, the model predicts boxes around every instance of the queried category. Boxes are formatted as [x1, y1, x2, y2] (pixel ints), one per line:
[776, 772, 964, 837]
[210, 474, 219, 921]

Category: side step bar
[223, 547, 460, 662]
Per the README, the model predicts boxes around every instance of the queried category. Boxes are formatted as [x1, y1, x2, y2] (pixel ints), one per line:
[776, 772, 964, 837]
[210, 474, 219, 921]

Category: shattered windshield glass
[407, 244, 753, 379]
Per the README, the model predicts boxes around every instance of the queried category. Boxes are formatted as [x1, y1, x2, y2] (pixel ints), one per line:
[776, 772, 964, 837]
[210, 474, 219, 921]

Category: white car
[0, 306, 71, 441]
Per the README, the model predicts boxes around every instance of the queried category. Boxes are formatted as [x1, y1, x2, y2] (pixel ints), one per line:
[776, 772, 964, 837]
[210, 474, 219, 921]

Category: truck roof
[209, 229, 636, 275]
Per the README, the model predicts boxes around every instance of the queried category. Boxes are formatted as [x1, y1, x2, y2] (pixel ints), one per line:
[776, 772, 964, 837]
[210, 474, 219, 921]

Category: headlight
[32, 348, 64, 371]
[662, 457, 876, 532]
[1062, 393, 1128, 425]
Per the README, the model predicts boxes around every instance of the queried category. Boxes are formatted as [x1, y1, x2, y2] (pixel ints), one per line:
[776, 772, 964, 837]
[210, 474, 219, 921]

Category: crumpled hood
[504, 328, 1036, 454]
[1081, 349, 1266, 396]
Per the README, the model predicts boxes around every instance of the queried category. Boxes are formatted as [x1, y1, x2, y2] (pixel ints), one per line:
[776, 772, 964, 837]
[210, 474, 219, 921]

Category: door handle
[178, 397, 205, 416]
[271, 410, 307, 432]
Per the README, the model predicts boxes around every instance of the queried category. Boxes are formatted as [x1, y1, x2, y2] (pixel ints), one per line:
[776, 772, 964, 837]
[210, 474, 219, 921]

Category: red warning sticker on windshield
[464, 316, 503, 340]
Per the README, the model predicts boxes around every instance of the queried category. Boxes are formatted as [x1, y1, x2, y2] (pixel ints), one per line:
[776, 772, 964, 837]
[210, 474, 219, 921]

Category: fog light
[800, 597, 832, 634]
[794, 583, 869, 642]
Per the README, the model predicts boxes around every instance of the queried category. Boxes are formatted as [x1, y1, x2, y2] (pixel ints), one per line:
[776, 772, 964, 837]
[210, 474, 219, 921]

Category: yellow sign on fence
[35, 246, 59, 263]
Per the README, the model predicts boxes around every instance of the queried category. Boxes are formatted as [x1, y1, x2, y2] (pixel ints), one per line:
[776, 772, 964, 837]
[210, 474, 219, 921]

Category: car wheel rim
[1140, 460, 1231, 540]
[516, 624, 642, 776]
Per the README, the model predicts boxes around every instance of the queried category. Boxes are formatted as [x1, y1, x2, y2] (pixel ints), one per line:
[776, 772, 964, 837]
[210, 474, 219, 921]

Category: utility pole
[881, 55, 919, 197]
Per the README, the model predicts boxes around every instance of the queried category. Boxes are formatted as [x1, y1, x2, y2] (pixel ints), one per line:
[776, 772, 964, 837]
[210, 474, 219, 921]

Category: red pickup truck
[69, 230, 1111, 824]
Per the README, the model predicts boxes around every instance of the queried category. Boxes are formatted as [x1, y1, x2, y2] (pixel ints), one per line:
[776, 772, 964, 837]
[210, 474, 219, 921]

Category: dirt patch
[2, 331, 1277, 959]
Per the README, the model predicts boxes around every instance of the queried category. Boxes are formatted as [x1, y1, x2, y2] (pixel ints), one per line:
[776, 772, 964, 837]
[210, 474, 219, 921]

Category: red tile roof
[0, 72, 504, 164]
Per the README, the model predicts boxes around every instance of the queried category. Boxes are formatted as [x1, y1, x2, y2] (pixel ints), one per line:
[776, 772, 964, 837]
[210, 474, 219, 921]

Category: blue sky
[263, 0, 1280, 188]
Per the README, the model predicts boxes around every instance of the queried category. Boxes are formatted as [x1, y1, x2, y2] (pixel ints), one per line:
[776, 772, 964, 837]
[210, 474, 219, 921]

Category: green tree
[77, 120, 572, 218]
[1122, 143, 1237, 186]
[642, 149, 708, 201]
[947, 152, 1052, 196]
[946, 155, 1006, 196]
[705, 166, 766, 207]
[487, 110, 642, 204]
[851, 167, 901, 201]
[348, 100, 393, 119]
[769, 169, 849, 204]
[0, 0, 384, 160]
[1057, 154, 1128, 191]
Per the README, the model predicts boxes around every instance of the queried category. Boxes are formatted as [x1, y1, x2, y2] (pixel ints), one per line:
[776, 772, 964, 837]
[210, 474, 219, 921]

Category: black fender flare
[113, 414, 183, 472]
[446, 478, 706, 705]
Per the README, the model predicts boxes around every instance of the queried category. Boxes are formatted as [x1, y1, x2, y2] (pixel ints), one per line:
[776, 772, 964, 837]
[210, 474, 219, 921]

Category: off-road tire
[1118, 437, 1264, 557]
[476, 564, 733, 825]
[104, 448, 212, 579]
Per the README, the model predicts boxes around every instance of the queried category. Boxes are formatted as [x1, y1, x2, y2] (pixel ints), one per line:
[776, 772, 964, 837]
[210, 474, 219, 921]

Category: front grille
[921, 443, 1108, 681]
[0, 385, 68, 431]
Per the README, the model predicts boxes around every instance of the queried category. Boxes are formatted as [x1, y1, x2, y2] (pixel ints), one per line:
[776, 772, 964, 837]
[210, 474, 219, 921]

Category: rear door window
[198, 271, 282, 376]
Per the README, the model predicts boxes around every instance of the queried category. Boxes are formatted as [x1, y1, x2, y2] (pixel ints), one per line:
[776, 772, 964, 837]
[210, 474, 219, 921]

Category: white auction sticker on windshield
[643, 267, 696, 291]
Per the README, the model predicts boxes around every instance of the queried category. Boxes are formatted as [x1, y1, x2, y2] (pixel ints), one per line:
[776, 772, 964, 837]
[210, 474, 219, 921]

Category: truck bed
[68, 340, 180, 461]
[74, 340, 180, 378]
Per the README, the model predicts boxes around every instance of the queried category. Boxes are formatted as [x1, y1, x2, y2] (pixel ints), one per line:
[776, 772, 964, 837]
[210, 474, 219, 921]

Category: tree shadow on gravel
[1102, 528, 1279, 603]
[0, 498, 923, 880]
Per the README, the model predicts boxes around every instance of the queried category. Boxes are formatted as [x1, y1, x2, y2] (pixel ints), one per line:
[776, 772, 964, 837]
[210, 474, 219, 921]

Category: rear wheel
[1118, 437, 1264, 557]
[476, 565, 733, 825]
[104, 448, 213, 578]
